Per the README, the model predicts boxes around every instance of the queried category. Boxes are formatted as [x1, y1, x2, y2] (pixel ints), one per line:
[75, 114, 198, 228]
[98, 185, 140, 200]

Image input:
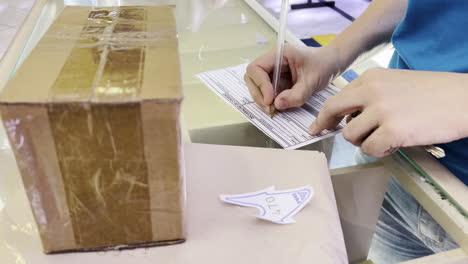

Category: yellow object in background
[312, 34, 336, 46]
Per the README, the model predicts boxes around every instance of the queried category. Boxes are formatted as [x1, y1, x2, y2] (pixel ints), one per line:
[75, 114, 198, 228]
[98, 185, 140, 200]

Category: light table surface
[0, 0, 466, 263]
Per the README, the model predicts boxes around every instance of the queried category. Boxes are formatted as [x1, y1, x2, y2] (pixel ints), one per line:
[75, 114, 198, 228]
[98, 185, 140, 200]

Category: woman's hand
[244, 44, 341, 113]
[309, 67, 468, 157]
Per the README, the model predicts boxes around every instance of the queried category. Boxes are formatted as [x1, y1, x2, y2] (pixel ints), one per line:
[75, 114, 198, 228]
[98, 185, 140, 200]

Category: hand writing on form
[245, 46, 468, 158]
[244, 44, 339, 115]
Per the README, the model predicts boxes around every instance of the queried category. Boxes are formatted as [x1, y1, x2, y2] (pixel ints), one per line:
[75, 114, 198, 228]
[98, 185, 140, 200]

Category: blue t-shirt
[389, 0, 468, 185]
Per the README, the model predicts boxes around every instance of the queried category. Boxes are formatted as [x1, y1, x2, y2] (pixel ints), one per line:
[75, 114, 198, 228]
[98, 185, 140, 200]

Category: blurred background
[258, 0, 370, 46]
[0, 0, 371, 59]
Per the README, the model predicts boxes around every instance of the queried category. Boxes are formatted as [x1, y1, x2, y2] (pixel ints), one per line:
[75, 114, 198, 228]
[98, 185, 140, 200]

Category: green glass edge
[397, 149, 467, 218]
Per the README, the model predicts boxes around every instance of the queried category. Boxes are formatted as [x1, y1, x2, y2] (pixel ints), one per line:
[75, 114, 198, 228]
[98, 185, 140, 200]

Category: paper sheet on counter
[196, 63, 344, 149]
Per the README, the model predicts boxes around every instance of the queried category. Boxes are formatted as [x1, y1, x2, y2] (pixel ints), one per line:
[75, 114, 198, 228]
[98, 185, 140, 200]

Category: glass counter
[0, 0, 465, 263]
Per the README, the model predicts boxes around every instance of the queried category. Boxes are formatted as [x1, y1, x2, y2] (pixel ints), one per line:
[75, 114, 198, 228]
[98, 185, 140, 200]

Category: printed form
[196, 63, 344, 150]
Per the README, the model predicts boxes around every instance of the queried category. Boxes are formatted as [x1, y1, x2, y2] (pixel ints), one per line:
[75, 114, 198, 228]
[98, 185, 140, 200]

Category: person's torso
[389, 0, 468, 185]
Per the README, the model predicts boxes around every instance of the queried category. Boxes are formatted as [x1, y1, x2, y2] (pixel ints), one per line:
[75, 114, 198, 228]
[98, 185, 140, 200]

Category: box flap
[181, 143, 348, 263]
[0, 6, 182, 104]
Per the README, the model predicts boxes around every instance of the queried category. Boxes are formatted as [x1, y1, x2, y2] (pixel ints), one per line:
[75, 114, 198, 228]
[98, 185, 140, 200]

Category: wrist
[320, 43, 347, 79]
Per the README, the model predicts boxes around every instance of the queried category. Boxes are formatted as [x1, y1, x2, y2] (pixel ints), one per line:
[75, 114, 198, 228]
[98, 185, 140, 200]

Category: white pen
[270, 0, 290, 118]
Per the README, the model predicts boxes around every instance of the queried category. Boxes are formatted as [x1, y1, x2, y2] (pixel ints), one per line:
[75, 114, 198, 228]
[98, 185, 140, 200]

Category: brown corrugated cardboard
[0, 5, 185, 253]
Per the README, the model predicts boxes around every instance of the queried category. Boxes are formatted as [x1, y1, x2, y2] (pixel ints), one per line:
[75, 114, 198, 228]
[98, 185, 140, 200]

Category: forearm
[326, 0, 408, 75]
[434, 71, 468, 139]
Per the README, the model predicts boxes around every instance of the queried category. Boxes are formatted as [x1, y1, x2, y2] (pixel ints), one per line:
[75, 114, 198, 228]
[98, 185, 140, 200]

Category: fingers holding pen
[245, 58, 275, 109]
[245, 75, 273, 113]
[274, 81, 312, 110]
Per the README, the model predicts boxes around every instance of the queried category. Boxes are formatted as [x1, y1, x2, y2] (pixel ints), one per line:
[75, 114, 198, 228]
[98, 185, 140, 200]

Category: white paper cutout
[220, 185, 314, 224]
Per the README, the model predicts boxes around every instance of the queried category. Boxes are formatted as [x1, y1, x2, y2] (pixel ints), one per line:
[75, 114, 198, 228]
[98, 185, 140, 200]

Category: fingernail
[308, 122, 318, 135]
[263, 106, 270, 113]
[278, 98, 288, 110]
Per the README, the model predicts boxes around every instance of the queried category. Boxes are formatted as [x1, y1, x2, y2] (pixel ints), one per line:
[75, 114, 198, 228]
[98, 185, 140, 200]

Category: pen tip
[269, 106, 276, 118]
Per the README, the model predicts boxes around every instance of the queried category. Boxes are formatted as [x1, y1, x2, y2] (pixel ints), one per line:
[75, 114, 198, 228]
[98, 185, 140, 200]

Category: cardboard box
[0, 6, 185, 253]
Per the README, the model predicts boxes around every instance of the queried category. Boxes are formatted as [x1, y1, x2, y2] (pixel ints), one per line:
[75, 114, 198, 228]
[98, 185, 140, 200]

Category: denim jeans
[355, 149, 459, 264]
